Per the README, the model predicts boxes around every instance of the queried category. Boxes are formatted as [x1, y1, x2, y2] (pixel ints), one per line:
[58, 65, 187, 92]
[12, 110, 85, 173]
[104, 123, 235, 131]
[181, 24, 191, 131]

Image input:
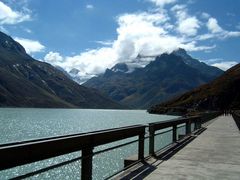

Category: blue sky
[0, 0, 240, 80]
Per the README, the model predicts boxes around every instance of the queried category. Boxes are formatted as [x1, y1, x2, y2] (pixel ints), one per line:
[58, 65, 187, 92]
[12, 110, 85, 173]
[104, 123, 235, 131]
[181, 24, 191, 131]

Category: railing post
[186, 119, 191, 135]
[194, 117, 200, 131]
[194, 121, 198, 131]
[172, 124, 177, 142]
[149, 126, 155, 156]
[81, 146, 94, 180]
[199, 117, 202, 129]
[138, 133, 145, 160]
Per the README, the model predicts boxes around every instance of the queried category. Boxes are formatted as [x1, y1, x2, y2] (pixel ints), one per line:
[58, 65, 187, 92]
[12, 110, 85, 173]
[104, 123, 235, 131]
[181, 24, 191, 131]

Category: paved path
[145, 115, 240, 180]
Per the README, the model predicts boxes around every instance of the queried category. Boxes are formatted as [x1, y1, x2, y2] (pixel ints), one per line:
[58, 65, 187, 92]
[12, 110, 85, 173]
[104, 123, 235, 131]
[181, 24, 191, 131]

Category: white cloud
[204, 58, 223, 64]
[171, 4, 186, 13]
[177, 17, 200, 36]
[171, 4, 200, 36]
[24, 28, 32, 33]
[86, 4, 94, 9]
[44, 51, 63, 64]
[42, 1, 240, 82]
[197, 33, 214, 41]
[114, 12, 172, 59]
[44, 48, 117, 79]
[0, 1, 31, 25]
[187, 0, 195, 4]
[94, 40, 113, 46]
[201, 12, 210, 19]
[207, 18, 223, 33]
[14, 37, 45, 54]
[211, 61, 238, 71]
[148, 0, 176, 7]
[43, 9, 214, 82]
[204, 17, 240, 39]
[171, 4, 187, 19]
[179, 41, 216, 51]
[224, 31, 240, 38]
[204, 58, 239, 71]
[190, 17, 240, 41]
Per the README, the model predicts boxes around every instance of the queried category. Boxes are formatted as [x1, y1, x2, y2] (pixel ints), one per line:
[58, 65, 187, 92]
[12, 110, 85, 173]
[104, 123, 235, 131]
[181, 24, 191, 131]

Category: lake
[0, 108, 178, 179]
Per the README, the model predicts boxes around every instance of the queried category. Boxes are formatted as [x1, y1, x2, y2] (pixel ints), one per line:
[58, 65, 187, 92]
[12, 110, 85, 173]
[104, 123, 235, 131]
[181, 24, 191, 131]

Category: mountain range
[84, 49, 223, 109]
[0, 31, 123, 109]
[148, 62, 240, 114]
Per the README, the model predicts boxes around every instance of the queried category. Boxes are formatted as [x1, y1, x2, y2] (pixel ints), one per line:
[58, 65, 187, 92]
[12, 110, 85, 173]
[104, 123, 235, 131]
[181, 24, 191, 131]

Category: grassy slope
[149, 63, 240, 113]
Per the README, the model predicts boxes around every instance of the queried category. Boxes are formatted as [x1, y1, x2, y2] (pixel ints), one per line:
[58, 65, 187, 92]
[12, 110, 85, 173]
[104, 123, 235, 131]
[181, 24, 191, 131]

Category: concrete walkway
[145, 115, 240, 180]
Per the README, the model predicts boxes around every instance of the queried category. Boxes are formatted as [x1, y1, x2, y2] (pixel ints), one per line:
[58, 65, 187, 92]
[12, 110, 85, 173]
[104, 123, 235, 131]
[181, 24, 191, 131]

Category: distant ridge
[148, 63, 240, 114]
[0, 31, 124, 109]
[84, 49, 223, 109]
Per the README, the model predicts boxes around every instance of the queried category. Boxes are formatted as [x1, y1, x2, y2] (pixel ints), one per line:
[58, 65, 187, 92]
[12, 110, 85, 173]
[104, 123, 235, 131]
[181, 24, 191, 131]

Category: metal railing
[0, 125, 145, 180]
[0, 112, 221, 179]
[148, 116, 201, 156]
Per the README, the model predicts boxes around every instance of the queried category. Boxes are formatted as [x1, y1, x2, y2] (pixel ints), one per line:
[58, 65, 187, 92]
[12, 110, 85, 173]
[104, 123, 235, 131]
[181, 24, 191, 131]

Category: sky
[0, 0, 240, 81]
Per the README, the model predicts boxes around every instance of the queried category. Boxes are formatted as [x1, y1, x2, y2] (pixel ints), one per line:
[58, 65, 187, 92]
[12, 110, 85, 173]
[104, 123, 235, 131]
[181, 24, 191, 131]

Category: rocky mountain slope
[148, 63, 240, 114]
[0, 31, 123, 109]
[84, 49, 223, 109]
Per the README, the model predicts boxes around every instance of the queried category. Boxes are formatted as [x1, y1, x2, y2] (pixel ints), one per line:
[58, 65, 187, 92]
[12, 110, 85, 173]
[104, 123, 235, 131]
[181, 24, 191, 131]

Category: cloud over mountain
[25, 0, 239, 81]
[212, 61, 238, 71]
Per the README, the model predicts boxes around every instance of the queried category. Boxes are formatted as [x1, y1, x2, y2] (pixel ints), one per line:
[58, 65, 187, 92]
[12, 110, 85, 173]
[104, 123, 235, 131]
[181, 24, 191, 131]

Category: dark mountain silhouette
[0, 31, 124, 109]
[172, 48, 223, 77]
[84, 50, 223, 109]
[148, 63, 240, 114]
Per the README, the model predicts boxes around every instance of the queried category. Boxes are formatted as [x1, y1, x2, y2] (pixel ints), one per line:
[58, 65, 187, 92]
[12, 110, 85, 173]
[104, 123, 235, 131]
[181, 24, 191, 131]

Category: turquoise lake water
[0, 108, 179, 179]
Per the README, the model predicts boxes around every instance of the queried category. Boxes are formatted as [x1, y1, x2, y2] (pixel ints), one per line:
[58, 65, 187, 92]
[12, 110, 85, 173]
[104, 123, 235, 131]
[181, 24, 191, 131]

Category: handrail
[148, 116, 200, 130]
[0, 124, 146, 180]
[148, 112, 221, 156]
[0, 111, 221, 180]
[148, 116, 201, 156]
[0, 125, 145, 148]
